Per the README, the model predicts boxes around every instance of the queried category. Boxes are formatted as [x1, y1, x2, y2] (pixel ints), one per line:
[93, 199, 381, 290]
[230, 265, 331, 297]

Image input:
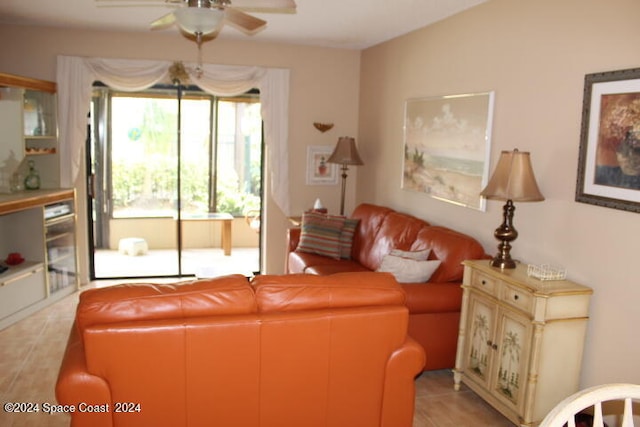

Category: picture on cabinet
[576, 67, 640, 212]
[402, 92, 494, 211]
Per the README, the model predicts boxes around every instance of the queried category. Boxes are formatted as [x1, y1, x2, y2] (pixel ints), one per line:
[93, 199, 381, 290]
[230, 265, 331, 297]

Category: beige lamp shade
[326, 136, 363, 216]
[481, 149, 544, 202]
[327, 137, 364, 166]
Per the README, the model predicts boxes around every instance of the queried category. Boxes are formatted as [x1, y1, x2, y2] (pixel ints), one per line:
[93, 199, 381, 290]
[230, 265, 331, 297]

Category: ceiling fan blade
[95, 0, 180, 6]
[229, 0, 296, 14]
[224, 8, 267, 33]
[150, 11, 176, 30]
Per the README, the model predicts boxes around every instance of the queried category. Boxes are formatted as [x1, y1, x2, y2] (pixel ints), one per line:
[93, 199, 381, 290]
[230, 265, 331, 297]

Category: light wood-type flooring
[0, 282, 516, 427]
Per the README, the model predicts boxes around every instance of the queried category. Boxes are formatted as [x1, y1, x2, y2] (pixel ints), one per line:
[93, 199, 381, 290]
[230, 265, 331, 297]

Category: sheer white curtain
[56, 55, 290, 215]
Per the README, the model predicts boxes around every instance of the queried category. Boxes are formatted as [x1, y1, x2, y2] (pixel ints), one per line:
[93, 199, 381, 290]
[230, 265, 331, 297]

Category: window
[102, 87, 262, 219]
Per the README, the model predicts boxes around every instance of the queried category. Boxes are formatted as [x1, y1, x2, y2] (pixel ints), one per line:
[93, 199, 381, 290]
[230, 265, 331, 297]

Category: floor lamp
[480, 149, 544, 269]
[327, 137, 364, 216]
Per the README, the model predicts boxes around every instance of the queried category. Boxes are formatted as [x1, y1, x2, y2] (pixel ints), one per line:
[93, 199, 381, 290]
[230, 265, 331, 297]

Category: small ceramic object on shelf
[24, 160, 40, 190]
[5, 252, 25, 266]
[10, 173, 24, 193]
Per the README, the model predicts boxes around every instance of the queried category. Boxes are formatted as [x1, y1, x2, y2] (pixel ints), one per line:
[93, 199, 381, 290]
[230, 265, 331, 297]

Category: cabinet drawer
[470, 270, 498, 296]
[501, 283, 533, 314]
[0, 266, 46, 320]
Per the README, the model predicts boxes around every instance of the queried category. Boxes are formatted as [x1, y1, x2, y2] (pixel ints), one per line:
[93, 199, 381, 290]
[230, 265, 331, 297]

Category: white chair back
[539, 383, 640, 427]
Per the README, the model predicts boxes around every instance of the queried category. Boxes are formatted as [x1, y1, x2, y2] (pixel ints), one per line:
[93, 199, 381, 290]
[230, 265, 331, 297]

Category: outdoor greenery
[112, 157, 260, 217]
[111, 95, 261, 218]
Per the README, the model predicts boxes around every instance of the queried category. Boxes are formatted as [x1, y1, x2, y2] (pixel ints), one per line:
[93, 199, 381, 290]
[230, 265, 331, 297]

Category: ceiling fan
[97, 0, 296, 76]
[155, 0, 296, 39]
[97, 0, 297, 40]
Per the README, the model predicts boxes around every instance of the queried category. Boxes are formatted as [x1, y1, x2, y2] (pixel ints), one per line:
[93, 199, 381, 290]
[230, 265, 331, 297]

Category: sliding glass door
[88, 84, 262, 279]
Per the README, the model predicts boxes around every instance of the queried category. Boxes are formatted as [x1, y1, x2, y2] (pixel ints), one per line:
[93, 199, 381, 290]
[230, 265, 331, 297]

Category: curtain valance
[56, 55, 290, 214]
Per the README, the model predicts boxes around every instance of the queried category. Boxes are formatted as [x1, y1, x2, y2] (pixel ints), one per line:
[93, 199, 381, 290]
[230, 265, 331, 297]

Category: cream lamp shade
[480, 149, 544, 202]
[327, 137, 364, 166]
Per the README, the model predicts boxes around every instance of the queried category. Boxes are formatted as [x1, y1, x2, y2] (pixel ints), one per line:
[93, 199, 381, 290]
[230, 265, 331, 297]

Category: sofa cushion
[377, 254, 441, 283]
[76, 275, 255, 334]
[350, 203, 395, 263]
[252, 272, 405, 312]
[402, 282, 464, 314]
[356, 210, 430, 270]
[305, 261, 370, 275]
[288, 250, 351, 274]
[410, 226, 487, 283]
[297, 211, 345, 260]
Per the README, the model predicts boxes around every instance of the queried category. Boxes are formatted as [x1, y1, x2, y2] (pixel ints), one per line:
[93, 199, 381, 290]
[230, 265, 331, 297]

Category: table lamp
[480, 149, 544, 269]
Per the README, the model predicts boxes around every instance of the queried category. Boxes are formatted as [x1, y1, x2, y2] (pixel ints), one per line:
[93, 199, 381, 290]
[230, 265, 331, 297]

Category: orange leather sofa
[56, 272, 425, 427]
[287, 203, 488, 371]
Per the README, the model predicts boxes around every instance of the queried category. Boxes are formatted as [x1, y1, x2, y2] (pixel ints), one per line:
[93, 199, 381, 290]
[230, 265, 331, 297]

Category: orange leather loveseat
[56, 272, 425, 427]
[287, 203, 488, 371]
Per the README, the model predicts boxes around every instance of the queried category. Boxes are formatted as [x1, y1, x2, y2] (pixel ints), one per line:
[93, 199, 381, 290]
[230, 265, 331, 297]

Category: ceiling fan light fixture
[174, 7, 225, 36]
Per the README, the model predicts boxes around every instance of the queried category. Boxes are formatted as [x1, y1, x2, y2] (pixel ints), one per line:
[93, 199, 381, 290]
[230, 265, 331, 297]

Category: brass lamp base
[490, 200, 518, 269]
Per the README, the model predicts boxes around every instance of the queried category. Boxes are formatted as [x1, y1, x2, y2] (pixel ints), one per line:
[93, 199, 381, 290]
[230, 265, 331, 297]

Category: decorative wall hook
[313, 122, 334, 133]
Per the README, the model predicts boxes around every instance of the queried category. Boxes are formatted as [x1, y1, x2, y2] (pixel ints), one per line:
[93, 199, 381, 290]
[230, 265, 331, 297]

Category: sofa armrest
[55, 323, 112, 427]
[382, 336, 426, 427]
[285, 227, 301, 273]
[287, 227, 301, 252]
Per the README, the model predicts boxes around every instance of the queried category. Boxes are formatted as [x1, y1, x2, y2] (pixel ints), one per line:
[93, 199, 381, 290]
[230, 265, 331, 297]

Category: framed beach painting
[402, 92, 495, 211]
[576, 67, 640, 213]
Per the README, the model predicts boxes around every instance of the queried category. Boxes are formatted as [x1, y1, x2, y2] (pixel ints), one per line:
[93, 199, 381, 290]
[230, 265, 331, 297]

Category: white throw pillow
[389, 248, 431, 260]
[377, 254, 441, 283]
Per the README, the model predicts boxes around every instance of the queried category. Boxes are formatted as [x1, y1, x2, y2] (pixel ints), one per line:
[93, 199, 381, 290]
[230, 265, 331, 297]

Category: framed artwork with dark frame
[576, 67, 640, 212]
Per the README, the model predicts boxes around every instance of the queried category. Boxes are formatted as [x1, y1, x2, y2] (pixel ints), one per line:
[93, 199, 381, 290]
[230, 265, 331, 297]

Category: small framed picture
[576, 67, 640, 212]
[306, 145, 338, 185]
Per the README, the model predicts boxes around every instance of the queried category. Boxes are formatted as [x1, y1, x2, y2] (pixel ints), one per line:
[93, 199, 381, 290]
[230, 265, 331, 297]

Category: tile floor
[0, 283, 516, 427]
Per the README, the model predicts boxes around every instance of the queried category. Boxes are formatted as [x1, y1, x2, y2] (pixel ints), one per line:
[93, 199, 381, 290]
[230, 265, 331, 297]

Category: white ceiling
[0, 0, 486, 50]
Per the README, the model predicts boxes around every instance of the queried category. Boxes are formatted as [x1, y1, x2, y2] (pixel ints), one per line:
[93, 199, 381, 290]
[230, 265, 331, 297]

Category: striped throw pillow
[340, 218, 359, 259]
[297, 212, 346, 260]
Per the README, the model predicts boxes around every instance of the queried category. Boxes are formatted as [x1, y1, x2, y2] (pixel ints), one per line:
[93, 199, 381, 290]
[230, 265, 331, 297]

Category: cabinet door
[490, 307, 532, 413]
[24, 89, 57, 152]
[463, 292, 497, 387]
[45, 215, 77, 293]
[0, 87, 24, 190]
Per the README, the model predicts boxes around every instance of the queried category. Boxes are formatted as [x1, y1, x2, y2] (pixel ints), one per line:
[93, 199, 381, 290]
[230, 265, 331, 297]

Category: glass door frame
[87, 83, 263, 280]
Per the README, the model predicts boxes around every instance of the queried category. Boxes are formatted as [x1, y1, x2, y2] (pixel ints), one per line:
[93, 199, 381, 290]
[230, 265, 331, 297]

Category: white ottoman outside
[118, 237, 148, 256]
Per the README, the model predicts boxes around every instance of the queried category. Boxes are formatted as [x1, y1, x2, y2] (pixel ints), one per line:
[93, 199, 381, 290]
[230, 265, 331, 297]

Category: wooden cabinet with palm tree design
[453, 260, 592, 427]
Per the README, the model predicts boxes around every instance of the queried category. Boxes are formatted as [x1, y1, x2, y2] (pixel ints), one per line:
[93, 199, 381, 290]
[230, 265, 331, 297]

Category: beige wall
[359, 0, 640, 387]
[0, 23, 361, 276]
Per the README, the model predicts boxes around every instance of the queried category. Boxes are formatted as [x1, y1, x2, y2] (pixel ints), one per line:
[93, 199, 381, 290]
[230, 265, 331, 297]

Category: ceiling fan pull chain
[195, 32, 204, 78]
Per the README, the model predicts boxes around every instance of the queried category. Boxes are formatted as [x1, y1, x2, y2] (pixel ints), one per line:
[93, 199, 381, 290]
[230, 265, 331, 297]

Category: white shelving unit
[0, 190, 79, 330]
[0, 72, 59, 192]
